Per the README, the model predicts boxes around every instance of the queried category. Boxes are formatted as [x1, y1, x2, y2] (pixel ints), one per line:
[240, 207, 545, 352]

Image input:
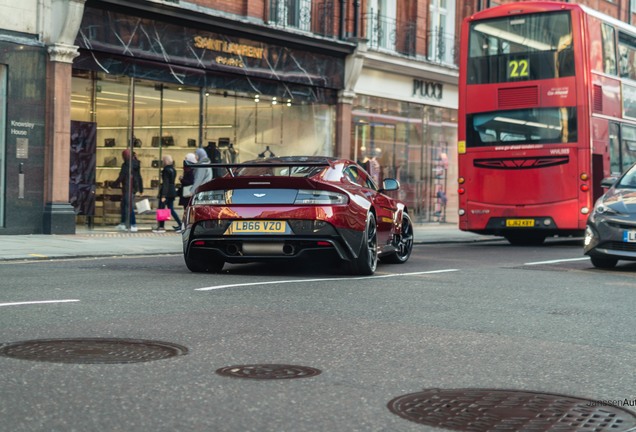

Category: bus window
[468, 11, 573, 84]
[609, 122, 620, 175]
[556, 34, 574, 77]
[467, 107, 577, 147]
[602, 23, 617, 75]
[619, 31, 636, 80]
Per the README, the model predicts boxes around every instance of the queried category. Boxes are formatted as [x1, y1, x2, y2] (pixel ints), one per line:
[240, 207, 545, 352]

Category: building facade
[8, 0, 629, 234]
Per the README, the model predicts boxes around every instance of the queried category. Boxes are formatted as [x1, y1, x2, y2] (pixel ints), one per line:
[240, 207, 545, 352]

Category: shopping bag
[182, 185, 193, 198]
[135, 198, 151, 214]
[156, 208, 171, 221]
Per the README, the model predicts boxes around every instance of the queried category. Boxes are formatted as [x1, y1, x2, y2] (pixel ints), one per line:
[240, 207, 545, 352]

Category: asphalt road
[1, 239, 635, 432]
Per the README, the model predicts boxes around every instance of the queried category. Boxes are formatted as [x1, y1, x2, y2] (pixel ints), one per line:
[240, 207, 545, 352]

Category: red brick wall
[185, 0, 266, 20]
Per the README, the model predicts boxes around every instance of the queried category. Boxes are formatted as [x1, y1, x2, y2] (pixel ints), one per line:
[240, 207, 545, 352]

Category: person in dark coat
[178, 152, 197, 208]
[153, 154, 182, 233]
[112, 148, 143, 232]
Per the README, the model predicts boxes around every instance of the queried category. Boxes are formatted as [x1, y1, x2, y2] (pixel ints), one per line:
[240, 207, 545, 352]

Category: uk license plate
[623, 230, 636, 242]
[227, 220, 287, 234]
[505, 219, 535, 227]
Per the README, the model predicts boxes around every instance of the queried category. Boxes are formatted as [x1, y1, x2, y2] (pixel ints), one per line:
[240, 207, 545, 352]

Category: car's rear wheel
[590, 256, 618, 269]
[382, 212, 413, 264]
[349, 213, 378, 275]
[185, 251, 224, 273]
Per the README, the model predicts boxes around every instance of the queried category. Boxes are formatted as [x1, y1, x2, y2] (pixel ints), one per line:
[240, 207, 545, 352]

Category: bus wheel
[505, 233, 545, 246]
[590, 256, 618, 269]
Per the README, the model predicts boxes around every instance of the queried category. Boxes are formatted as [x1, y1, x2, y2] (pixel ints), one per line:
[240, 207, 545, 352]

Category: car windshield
[617, 164, 636, 188]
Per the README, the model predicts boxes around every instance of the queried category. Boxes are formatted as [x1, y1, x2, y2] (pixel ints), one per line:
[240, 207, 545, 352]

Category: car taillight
[294, 190, 347, 205]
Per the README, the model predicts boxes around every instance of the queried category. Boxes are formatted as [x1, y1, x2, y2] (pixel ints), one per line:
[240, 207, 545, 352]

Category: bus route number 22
[508, 59, 529, 79]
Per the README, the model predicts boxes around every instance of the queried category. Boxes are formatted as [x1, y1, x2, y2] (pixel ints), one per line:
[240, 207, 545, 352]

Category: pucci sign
[413, 79, 443, 100]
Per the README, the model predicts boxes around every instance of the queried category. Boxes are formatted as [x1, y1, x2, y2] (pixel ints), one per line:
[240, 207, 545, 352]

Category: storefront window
[205, 90, 334, 161]
[353, 95, 457, 223]
[71, 71, 336, 227]
[134, 82, 201, 189]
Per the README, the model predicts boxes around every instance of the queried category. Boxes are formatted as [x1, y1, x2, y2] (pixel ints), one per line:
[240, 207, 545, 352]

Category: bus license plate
[227, 220, 286, 234]
[623, 231, 636, 243]
[505, 219, 535, 227]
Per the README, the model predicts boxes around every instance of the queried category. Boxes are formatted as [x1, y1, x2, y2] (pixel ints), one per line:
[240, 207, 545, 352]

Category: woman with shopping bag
[153, 155, 182, 233]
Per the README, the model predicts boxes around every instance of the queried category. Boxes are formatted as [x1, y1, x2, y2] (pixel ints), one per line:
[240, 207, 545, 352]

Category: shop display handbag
[151, 135, 175, 147]
[103, 156, 118, 167]
[156, 208, 171, 221]
[135, 198, 151, 214]
[104, 138, 116, 147]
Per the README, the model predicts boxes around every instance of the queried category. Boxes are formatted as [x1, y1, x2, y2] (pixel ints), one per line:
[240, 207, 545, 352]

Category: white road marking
[525, 257, 589, 266]
[0, 299, 80, 307]
[196, 269, 458, 291]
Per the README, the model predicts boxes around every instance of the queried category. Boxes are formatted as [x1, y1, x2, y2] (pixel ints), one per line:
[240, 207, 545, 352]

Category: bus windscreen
[468, 11, 573, 84]
[467, 107, 577, 147]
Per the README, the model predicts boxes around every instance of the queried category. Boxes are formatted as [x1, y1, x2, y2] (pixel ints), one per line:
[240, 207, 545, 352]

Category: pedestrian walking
[192, 148, 212, 192]
[178, 152, 197, 208]
[112, 149, 143, 232]
[153, 155, 182, 233]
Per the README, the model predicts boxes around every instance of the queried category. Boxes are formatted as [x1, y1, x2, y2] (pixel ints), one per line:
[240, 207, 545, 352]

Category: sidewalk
[0, 223, 500, 262]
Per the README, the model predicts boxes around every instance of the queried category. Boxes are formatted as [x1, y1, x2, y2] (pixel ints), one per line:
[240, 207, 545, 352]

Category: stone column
[42, 0, 85, 234]
[335, 40, 366, 159]
[336, 92, 354, 159]
[43, 43, 79, 234]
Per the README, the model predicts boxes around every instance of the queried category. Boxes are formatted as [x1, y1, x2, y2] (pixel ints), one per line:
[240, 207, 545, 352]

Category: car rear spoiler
[185, 161, 333, 177]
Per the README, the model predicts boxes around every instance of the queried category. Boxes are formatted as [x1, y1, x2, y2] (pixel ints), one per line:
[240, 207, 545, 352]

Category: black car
[584, 163, 636, 268]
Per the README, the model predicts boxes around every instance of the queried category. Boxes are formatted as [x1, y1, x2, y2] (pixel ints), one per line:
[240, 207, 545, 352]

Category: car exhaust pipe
[226, 244, 241, 256]
[282, 244, 295, 255]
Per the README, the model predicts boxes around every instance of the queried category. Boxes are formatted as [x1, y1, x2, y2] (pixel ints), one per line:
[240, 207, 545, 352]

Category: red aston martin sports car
[181, 156, 414, 275]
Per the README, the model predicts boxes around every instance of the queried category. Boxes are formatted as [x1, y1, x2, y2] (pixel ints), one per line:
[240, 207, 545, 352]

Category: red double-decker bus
[458, 1, 636, 245]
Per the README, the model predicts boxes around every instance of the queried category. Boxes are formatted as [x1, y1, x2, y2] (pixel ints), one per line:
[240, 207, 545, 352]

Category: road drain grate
[387, 388, 636, 431]
[216, 364, 321, 380]
[0, 338, 188, 364]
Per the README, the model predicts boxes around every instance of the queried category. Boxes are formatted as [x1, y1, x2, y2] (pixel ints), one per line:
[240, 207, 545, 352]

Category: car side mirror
[600, 176, 618, 188]
[381, 178, 400, 192]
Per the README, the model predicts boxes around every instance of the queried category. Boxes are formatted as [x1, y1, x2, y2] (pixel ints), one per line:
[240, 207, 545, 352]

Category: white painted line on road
[196, 269, 458, 291]
[525, 257, 589, 266]
[0, 299, 80, 307]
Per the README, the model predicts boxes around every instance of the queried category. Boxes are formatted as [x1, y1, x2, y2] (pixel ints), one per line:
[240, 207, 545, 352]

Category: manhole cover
[0, 338, 188, 364]
[388, 388, 636, 431]
[215, 364, 321, 379]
